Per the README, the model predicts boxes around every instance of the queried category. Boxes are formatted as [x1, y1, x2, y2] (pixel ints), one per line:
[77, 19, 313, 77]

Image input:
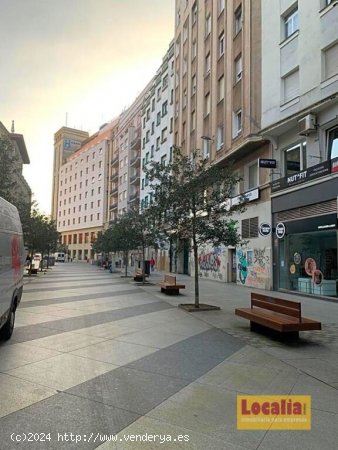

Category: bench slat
[235, 307, 321, 332]
[252, 298, 301, 320]
[251, 293, 301, 309]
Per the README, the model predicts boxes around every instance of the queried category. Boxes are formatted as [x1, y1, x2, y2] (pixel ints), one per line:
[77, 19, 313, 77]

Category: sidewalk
[99, 268, 338, 449]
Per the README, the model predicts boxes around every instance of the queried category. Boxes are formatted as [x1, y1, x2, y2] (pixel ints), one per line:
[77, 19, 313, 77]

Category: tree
[0, 134, 16, 203]
[145, 147, 245, 309]
[25, 209, 60, 271]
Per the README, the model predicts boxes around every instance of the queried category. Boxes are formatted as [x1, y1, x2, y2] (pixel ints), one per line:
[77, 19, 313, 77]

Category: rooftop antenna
[11, 120, 15, 132]
[65, 112, 68, 127]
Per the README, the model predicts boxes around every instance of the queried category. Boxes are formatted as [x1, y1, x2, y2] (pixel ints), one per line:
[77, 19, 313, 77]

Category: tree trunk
[193, 236, 199, 308]
[124, 251, 128, 277]
[142, 244, 146, 285]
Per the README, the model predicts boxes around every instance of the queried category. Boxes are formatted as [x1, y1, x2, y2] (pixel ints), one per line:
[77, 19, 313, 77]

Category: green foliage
[145, 147, 246, 306]
[0, 134, 16, 203]
[145, 148, 244, 248]
[25, 208, 60, 256]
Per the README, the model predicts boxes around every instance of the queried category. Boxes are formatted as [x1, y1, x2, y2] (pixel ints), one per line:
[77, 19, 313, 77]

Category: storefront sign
[271, 161, 331, 192]
[231, 188, 259, 206]
[259, 158, 277, 169]
[276, 222, 285, 239]
[259, 223, 272, 236]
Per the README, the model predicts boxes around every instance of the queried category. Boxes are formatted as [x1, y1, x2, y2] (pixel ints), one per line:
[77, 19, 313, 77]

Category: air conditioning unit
[298, 114, 317, 136]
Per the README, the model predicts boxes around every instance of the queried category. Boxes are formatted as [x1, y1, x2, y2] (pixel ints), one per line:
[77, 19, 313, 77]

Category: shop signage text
[259, 158, 277, 169]
[271, 161, 331, 192]
[276, 222, 286, 239]
[259, 223, 272, 236]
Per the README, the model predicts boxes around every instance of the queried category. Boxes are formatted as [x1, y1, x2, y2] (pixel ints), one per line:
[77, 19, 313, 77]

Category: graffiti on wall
[236, 247, 270, 289]
[197, 246, 227, 281]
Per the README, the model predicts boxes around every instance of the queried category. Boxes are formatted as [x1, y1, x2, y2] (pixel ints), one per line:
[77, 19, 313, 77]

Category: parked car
[0, 197, 24, 340]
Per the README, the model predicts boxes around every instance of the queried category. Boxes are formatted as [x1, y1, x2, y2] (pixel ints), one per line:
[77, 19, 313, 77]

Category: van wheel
[0, 306, 15, 340]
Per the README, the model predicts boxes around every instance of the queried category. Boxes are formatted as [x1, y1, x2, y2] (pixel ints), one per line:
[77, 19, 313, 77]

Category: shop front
[272, 178, 338, 299]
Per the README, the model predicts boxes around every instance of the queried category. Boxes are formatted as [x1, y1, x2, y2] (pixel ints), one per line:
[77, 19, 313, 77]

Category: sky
[0, 0, 175, 214]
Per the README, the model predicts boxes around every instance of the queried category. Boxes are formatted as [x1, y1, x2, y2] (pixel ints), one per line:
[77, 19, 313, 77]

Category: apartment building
[174, 0, 272, 289]
[262, 0, 338, 298]
[56, 122, 116, 261]
[109, 81, 153, 223]
[51, 127, 89, 222]
[0, 121, 32, 208]
[139, 41, 175, 271]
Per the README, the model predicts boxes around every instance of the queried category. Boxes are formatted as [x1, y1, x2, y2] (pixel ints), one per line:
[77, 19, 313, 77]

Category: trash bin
[143, 260, 151, 276]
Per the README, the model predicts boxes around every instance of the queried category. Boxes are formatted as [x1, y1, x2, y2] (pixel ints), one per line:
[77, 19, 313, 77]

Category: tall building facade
[51, 127, 89, 222]
[56, 122, 116, 261]
[139, 41, 175, 271]
[109, 82, 153, 223]
[174, 0, 272, 289]
[262, 0, 338, 298]
[0, 121, 32, 207]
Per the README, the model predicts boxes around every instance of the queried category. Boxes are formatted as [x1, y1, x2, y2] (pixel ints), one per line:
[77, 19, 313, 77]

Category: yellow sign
[237, 395, 311, 430]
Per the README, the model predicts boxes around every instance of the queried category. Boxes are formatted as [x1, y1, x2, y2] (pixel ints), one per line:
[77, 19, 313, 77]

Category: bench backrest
[164, 274, 176, 285]
[251, 293, 301, 322]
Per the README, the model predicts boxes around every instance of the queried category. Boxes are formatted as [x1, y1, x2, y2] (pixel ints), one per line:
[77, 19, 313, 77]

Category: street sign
[259, 223, 272, 236]
[276, 222, 286, 239]
[259, 158, 277, 169]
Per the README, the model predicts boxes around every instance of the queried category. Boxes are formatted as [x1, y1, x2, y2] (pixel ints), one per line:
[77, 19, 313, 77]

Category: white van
[54, 252, 65, 262]
[0, 197, 24, 340]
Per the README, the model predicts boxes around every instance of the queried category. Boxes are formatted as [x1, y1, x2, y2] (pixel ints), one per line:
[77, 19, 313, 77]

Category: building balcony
[128, 191, 139, 203]
[130, 172, 139, 185]
[130, 135, 141, 150]
[110, 185, 118, 195]
[111, 171, 118, 181]
[110, 201, 118, 210]
[130, 154, 140, 167]
[111, 154, 119, 165]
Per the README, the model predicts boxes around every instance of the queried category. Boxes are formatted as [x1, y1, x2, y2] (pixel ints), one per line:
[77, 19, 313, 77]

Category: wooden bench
[134, 268, 149, 282]
[235, 292, 321, 338]
[160, 275, 185, 295]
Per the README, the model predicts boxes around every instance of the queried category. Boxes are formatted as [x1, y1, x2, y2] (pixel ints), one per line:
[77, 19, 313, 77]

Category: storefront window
[279, 229, 337, 297]
[284, 142, 306, 176]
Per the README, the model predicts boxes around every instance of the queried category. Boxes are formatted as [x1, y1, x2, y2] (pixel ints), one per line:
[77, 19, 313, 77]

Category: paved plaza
[0, 263, 337, 449]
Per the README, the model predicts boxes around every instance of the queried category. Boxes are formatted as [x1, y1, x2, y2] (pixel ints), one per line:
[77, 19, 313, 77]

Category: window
[218, 75, 225, 101]
[183, 88, 187, 108]
[234, 5, 242, 35]
[202, 139, 210, 159]
[162, 101, 168, 117]
[205, 14, 211, 37]
[233, 110, 242, 137]
[242, 217, 259, 239]
[217, 125, 224, 150]
[192, 74, 197, 94]
[235, 55, 243, 82]
[156, 137, 160, 150]
[205, 93, 211, 116]
[156, 112, 161, 125]
[205, 52, 211, 74]
[192, 40, 197, 60]
[161, 155, 167, 166]
[146, 130, 150, 142]
[323, 43, 338, 80]
[192, 2, 197, 24]
[183, 24, 188, 42]
[328, 127, 338, 160]
[151, 98, 155, 111]
[283, 69, 299, 103]
[284, 8, 298, 39]
[191, 110, 196, 131]
[151, 145, 154, 157]
[162, 74, 168, 89]
[248, 163, 258, 189]
[284, 142, 306, 176]
[219, 33, 225, 57]
[151, 122, 155, 134]
[161, 127, 167, 143]
[146, 108, 150, 120]
[157, 87, 161, 101]
[219, 0, 225, 14]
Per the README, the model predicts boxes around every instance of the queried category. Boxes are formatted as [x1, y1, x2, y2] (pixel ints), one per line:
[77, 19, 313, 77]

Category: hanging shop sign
[259, 158, 277, 169]
[276, 222, 286, 239]
[259, 223, 272, 236]
[271, 161, 331, 193]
